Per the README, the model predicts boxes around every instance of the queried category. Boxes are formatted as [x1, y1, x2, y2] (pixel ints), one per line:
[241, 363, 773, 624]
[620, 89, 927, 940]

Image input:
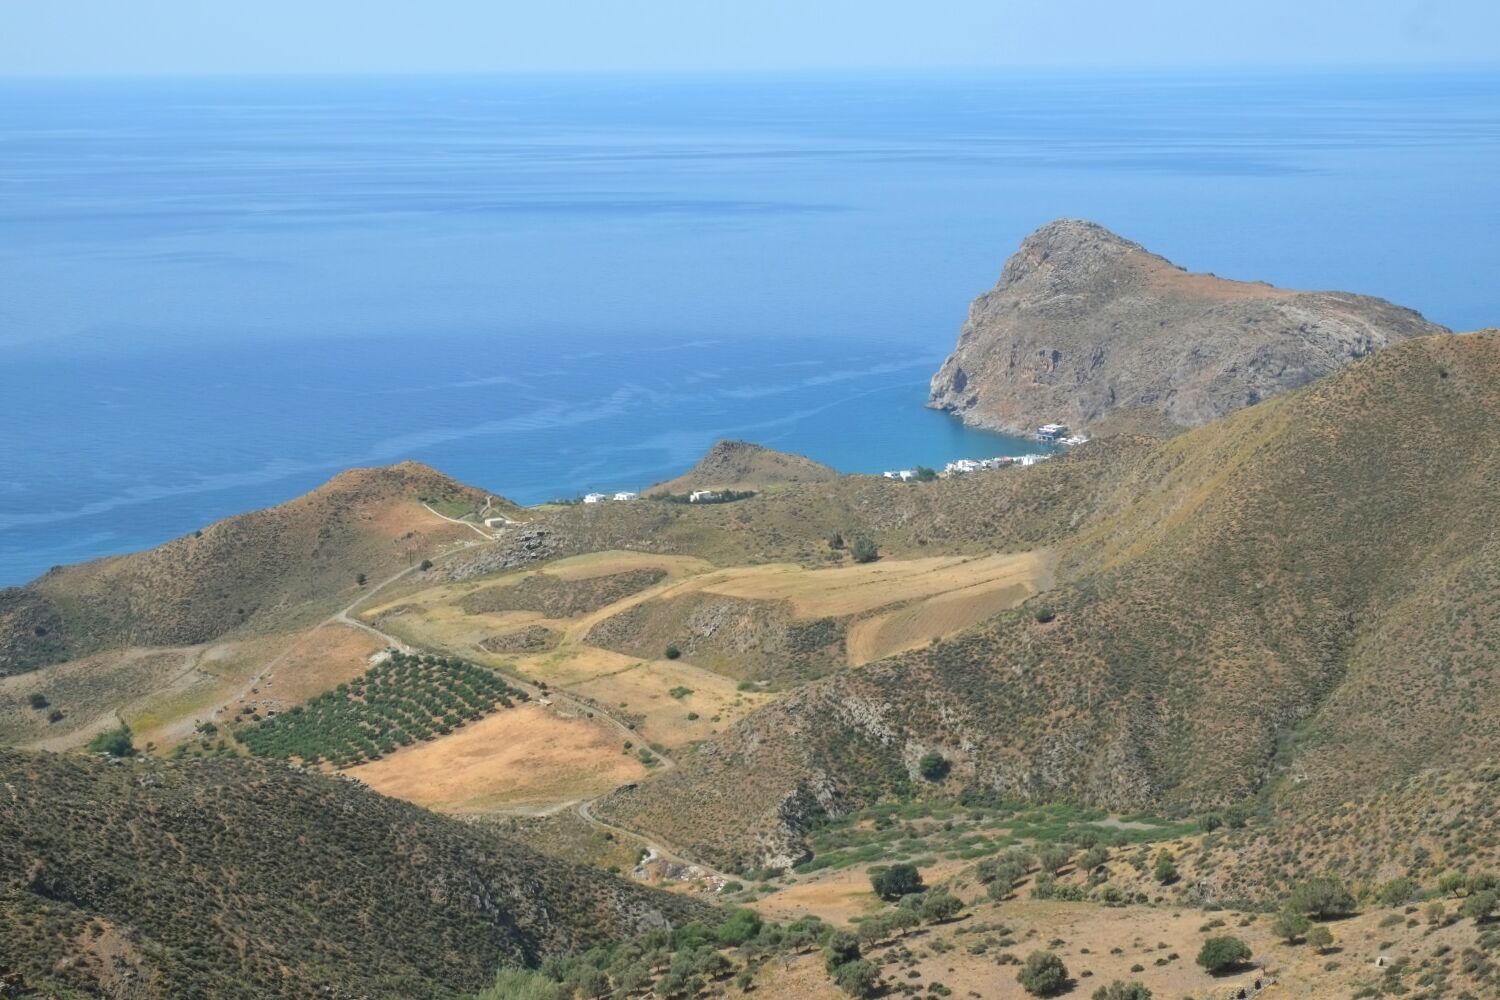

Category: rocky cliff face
[929, 219, 1447, 433]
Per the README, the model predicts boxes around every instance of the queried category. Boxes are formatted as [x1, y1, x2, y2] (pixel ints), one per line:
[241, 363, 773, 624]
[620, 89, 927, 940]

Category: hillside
[647, 440, 839, 495]
[442, 439, 1142, 583]
[604, 331, 1500, 879]
[0, 462, 498, 674]
[928, 219, 1446, 434]
[0, 748, 712, 1000]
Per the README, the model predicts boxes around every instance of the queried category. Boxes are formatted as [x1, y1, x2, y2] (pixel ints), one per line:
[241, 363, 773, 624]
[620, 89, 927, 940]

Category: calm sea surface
[2, 72, 1497, 584]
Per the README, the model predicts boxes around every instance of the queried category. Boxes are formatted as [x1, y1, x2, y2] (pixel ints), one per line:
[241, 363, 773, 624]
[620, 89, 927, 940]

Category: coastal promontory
[929, 218, 1447, 434]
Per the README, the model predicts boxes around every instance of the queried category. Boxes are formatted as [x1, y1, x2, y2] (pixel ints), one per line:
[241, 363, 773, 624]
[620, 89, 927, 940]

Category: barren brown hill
[647, 440, 838, 495]
[0, 461, 500, 674]
[604, 331, 1500, 878]
[929, 219, 1446, 434]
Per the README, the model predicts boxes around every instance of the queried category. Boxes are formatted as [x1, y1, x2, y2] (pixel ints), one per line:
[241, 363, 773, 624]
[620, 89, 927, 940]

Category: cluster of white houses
[876, 425, 1092, 482]
[945, 453, 1051, 474]
[883, 423, 1087, 481]
[582, 491, 638, 504]
[580, 489, 723, 503]
[583, 423, 1092, 501]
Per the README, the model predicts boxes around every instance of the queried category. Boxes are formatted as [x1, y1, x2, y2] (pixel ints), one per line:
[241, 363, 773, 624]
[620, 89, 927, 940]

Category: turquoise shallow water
[1, 71, 1497, 584]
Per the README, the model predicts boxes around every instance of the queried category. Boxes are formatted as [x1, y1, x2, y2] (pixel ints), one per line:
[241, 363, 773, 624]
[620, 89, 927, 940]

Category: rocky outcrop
[929, 219, 1447, 433]
[647, 440, 838, 495]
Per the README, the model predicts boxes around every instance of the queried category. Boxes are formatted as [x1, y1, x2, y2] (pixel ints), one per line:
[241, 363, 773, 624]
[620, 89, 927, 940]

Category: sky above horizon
[2, 0, 1497, 76]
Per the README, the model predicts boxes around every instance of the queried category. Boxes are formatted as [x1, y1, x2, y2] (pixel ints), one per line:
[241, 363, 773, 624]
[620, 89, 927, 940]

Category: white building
[945, 458, 981, 475]
[582, 492, 607, 504]
[613, 491, 639, 501]
[1037, 423, 1068, 442]
[689, 490, 719, 503]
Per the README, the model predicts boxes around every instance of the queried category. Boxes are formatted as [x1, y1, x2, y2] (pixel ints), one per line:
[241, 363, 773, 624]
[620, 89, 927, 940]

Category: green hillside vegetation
[778, 799, 1196, 885]
[599, 332, 1500, 883]
[235, 651, 526, 766]
[472, 913, 838, 1000]
[0, 749, 712, 1000]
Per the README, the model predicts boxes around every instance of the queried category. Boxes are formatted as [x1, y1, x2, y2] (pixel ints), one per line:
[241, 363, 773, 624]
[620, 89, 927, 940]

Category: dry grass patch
[242, 624, 384, 706]
[537, 551, 714, 582]
[846, 578, 1037, 666]
[0, 646, 191, 750]
[348, 703, 646, 813]
[702, 551, 1047, 618]
[560, 656, 768, 749]
[751, 859, 971, 926]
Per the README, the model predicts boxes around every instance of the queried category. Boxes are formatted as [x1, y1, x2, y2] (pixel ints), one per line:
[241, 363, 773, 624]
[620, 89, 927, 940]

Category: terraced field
[361, 549, 1049, 762]
[697, 552, 1049, 620]
[238, 651, 526, 766]
[844, 569, 1044, 665]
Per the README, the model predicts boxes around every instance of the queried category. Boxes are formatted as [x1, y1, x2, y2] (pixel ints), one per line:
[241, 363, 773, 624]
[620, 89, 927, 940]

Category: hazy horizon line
[3, 61, 1498, 83]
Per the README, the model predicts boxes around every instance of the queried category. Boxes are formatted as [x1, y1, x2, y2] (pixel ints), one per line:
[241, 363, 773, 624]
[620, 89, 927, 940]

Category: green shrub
[1438, 871, 1467, 896]
[850, 537, 879, 563]
[28, 692, 48, 710]
[920, 890, 964, 924]
[716, 908, 763, 946]
[832, 958, 879, 997]
[1092, 981, 1151, 1000]
[474, 968, 566, 1000]
[1377, 877, 1414, 907]
[1460, 889, 1498, 923]
[1017, 950, 1069, 996]
[1271, 907, 1310, 943]
[87, 725, 135, 758]
[664, 645, 682, 660]
[870, 863, 924, 900]
[1306, 925, 1334, 953]
[1153, 850, 1177, 885]
[1196, 936, 1252, 974]
[1289, 876, 1356, 919]
[918, 751, 950, 781]
[824, 930, 861, 973]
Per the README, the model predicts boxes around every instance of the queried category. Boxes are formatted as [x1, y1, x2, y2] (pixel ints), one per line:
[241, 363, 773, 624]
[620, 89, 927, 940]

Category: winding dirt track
[340, 514, 731, 879]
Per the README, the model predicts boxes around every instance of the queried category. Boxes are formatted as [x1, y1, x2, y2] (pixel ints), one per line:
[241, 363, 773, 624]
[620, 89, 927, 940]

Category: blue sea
[2, 71, 1498, 585]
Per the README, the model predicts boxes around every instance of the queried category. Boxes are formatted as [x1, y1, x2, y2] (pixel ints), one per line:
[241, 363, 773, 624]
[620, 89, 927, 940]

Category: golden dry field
[348, 702, 647, 813]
